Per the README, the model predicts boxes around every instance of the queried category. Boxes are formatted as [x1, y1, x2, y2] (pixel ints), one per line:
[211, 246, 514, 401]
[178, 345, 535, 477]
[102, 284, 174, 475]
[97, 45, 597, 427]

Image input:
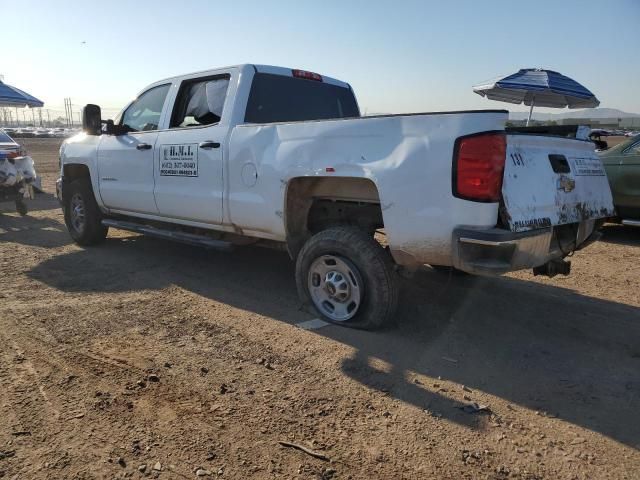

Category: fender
[60, 133, 105, 208]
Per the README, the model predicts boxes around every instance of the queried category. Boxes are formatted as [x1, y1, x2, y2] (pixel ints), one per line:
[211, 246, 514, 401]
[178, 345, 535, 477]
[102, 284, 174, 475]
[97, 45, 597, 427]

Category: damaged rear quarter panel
[227, 112, 507, 265]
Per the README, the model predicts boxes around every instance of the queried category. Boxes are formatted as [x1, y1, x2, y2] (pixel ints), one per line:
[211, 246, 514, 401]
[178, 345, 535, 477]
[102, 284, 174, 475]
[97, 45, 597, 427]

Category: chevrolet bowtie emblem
[557, 175, 576, 193]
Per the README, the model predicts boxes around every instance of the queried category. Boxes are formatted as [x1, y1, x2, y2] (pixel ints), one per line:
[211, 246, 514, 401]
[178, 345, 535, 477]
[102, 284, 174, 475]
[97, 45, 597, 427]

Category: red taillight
[292, 69, 323, 82]
[453, 132, 506, 202]
[7, 148, 25, 159]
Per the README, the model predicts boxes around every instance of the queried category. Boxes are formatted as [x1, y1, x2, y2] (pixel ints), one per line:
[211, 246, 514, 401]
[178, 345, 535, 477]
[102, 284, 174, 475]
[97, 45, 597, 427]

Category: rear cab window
[170, 75, 230, 129]
[244, 73, 360, 124]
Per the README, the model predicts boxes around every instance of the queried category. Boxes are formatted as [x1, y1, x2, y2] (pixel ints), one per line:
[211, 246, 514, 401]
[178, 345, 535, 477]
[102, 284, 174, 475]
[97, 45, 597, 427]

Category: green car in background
[600, 134, 640, 226]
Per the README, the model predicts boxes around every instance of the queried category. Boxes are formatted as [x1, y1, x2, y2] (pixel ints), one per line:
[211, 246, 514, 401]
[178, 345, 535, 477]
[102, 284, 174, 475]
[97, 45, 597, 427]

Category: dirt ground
[0, 138, 638, 480]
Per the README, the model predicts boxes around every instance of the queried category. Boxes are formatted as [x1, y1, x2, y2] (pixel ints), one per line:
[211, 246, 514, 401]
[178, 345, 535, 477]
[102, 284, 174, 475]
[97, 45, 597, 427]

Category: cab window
[170, 76, 230, 128]
[120, 84, 170, 132]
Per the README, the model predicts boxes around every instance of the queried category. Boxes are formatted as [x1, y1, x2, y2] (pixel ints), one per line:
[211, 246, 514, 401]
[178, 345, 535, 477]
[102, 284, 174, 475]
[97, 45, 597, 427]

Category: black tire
[295, 226, 399, 330]
[63, 178, 108, 245]
[15, 198, 28, 216]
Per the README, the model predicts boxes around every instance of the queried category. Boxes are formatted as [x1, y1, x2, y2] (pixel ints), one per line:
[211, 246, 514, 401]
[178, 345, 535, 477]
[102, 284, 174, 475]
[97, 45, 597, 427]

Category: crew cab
[58, 64, 614, 329]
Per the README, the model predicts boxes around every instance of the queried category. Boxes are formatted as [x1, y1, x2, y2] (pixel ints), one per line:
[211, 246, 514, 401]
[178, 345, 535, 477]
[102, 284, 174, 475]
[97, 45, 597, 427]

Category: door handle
[136, 143, 152, 150]
[199, 141, 220, 149]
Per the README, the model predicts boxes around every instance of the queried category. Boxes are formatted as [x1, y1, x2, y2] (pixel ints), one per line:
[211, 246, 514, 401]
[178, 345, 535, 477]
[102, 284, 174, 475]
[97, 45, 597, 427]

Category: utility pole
[46, 109, 51, 127]
[64, 98, 70, 126]
[15, 107, 19, 127]
[38, 109, 43, 127]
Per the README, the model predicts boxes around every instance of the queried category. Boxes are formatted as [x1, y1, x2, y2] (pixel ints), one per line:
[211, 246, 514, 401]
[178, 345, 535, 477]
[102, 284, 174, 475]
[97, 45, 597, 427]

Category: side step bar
[622, 219, 640, 227]
[102, 219, 234, 251]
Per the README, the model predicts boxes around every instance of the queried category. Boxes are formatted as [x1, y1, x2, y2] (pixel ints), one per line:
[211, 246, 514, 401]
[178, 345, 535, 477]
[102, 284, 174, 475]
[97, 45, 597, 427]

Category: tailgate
[502, 134, 614, 232]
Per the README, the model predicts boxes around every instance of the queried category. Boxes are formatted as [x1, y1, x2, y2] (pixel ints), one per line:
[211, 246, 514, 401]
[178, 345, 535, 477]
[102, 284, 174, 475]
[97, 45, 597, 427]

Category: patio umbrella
[0, 80, 44, 107]
[473, 68, 599, 126]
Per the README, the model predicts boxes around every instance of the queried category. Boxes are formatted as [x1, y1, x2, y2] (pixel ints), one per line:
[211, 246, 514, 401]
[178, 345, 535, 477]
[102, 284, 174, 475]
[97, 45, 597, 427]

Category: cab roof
[151, 64, 350, 90]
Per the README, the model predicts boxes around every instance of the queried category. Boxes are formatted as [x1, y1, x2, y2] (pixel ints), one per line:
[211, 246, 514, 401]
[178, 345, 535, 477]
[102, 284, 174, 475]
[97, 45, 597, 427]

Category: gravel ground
[0, 138, 638, 479]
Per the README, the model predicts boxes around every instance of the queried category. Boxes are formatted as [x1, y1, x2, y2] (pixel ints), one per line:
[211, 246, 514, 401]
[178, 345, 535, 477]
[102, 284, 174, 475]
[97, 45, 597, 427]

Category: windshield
[602, 134, 640, 154]
[245, 73, 359, 124]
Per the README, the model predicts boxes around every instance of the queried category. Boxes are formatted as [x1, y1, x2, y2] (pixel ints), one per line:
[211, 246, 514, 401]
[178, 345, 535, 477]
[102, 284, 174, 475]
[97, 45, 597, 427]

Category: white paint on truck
[227, 110, 506, 265]
[59, 63, 613, 272]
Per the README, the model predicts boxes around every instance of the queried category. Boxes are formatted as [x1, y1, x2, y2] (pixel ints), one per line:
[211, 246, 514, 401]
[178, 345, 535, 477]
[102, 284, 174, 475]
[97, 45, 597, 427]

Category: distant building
[556, 117, 640, 129]
[620, 117, 640, 128]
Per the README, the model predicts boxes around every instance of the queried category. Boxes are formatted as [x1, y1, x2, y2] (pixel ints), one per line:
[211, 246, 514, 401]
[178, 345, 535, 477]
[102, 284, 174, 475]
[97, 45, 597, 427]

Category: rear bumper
[452, 221, 599, 275]
[622, 219, 640, 227]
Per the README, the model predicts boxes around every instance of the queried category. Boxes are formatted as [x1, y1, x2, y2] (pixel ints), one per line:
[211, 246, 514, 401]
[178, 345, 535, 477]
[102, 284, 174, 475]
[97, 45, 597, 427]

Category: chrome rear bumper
[453, 221, 599, 276]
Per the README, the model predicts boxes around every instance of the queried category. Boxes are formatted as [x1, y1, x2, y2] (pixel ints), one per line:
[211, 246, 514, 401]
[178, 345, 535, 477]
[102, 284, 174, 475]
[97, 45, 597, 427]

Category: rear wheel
[63, 179, 108, 245]
[295, 227, 398, 330]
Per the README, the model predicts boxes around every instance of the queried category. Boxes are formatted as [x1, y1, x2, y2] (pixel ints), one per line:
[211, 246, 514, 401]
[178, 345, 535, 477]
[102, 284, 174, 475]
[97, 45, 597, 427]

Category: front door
[154, 75, 231, 224]
[97, 83, 171, 214]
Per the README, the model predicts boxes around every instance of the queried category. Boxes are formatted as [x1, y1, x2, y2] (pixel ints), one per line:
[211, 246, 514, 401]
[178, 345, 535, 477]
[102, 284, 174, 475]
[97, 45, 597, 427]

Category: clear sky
[3, 0, 639, 119]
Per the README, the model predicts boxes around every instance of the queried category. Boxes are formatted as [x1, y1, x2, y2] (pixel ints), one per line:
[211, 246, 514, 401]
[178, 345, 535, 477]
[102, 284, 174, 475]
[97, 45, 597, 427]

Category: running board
[101, 219, 234, 251]
[622, 219, 640, 227]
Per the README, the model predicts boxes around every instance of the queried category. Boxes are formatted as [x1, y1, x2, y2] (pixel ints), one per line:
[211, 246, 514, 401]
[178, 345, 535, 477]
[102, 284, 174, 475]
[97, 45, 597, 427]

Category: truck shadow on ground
[27, 232, 640, 448]
[599, 224, 640, 247]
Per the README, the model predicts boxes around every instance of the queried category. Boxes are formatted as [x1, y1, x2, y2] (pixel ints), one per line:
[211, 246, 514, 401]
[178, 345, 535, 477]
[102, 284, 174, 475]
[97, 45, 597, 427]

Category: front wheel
[63, 179, 108, 245]
[295, 227, 398, 330]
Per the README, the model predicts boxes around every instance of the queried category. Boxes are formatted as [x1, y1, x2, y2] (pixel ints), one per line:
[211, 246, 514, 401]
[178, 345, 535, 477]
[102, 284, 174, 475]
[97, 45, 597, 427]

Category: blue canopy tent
[473, 69, 599, 125]
[0, 80, 44, 108]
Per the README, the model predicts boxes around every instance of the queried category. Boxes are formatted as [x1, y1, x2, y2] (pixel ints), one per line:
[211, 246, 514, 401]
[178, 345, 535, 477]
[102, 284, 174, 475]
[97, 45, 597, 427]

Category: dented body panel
[502, 135, 614, 232]
[227, 111, 506, 265]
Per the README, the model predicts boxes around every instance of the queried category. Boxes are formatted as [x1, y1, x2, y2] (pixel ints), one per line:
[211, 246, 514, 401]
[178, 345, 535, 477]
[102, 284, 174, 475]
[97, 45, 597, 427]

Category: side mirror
[103, 119, 130, 136]
[82, 104, 102, 135]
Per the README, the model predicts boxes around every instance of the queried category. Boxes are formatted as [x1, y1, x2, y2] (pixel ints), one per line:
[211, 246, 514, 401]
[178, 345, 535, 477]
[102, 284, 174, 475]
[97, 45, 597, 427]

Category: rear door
[501, 134, 614, 231]
[153, 73, 232, 224]
[97, 84, 171, 214]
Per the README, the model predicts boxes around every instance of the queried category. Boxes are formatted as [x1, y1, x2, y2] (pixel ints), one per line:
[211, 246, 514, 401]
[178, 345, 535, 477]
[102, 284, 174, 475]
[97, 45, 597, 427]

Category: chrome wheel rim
[70, 193, 86, 234]
[308, 255, 363, 322]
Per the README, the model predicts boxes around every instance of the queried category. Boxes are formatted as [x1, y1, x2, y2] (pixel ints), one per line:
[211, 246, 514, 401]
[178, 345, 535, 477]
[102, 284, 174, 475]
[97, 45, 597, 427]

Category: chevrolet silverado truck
[57, 64, 614, 329]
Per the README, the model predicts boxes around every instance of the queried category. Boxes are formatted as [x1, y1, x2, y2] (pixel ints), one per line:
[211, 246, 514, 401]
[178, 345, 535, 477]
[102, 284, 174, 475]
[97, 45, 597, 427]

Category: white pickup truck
[58, 64, 614, 329]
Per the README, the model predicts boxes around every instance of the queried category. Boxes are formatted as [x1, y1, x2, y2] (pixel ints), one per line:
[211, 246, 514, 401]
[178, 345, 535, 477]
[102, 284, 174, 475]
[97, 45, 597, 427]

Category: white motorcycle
[0, 150, 37, 215]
